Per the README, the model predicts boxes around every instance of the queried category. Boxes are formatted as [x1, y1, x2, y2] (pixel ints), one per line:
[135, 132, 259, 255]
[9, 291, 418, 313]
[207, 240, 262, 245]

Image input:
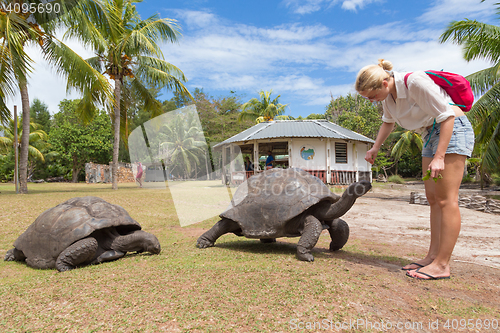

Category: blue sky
[10, 0, 498, 118]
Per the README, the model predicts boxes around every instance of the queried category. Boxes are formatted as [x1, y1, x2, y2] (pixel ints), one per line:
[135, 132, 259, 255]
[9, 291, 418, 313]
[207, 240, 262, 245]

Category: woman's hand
[365, 148, 379, 164]
[427, 156, 445, 179]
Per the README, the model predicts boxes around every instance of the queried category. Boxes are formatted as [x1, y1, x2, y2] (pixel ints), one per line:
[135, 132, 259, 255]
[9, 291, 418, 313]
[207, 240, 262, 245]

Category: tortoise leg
[297, 215, 322, 262]
[4, 248, 26, 262]
[95, 250, 125, 263]
[197, 218, 241, 248]
[325, 218, 349, 251]
[109, 230, 161, 255]
[55, 238, 98, 272]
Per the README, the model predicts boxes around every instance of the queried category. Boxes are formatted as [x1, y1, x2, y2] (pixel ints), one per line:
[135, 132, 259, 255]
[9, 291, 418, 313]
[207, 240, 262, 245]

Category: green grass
[387, 175, 405, 184]
[0, 182, 499, 332]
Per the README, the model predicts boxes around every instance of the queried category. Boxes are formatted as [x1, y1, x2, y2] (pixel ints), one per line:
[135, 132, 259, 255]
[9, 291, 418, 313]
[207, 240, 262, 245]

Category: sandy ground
[344, 182, 500, 269]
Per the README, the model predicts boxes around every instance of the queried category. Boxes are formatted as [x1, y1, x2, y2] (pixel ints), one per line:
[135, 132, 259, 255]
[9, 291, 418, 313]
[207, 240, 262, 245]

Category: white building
[214, 119, 375, 185]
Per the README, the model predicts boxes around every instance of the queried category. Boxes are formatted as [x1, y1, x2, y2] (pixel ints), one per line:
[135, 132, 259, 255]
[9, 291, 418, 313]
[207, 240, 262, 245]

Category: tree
[0, 0, 112, 193]
[440, 0, 500, 185]
[65, 0, 191, 190]
[238, 90, 288, 123]
[157, 114, 206, 179]
[0, 118, 49, 181]
[30, 99, 51, 134]
[305, 113, 325, 119]
[50, 99, 113, 182]
[326, 93, 382, 139]
[388, 129, 423, 175]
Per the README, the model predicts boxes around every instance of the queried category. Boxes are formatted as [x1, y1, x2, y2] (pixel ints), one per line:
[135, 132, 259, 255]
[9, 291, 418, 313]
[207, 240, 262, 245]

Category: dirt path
[345, 183, 500, 269]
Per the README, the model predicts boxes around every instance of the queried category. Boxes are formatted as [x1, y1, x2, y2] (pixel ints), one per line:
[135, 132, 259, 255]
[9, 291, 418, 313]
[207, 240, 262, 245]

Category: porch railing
[330, 170, 357, 185]
[231, 169, 360, 186]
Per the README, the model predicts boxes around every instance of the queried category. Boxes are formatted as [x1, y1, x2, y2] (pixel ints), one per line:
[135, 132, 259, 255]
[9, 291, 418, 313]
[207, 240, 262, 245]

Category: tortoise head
[112, 230, 161, 255]
[348, 180, 372, 198]
[323, 180, 372, 220]
[142, 232, 161, 254]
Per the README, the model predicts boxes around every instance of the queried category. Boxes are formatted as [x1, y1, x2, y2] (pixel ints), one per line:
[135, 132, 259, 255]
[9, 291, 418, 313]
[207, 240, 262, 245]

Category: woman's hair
[355, 59, 393, 92]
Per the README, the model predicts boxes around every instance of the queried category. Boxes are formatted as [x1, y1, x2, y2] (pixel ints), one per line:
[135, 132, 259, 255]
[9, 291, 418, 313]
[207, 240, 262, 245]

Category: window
[335, 142, 347, 163]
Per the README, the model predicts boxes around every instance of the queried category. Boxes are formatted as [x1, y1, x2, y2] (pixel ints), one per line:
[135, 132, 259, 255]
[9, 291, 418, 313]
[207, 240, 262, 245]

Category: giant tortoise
[197, 168, 371, 261]
[4, 196, 161, 271]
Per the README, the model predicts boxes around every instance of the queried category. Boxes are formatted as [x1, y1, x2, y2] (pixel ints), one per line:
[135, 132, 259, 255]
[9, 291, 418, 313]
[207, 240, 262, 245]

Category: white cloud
[419, 0, 497, 24]
[341, 0, 380, 11]
[282, 0, 328, 15]
[282, 0, 383, 14]
[172, 10, 218, 30]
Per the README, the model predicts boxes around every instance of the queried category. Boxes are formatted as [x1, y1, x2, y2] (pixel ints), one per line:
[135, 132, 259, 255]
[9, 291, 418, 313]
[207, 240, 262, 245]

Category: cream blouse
[381, 70, 456, 134]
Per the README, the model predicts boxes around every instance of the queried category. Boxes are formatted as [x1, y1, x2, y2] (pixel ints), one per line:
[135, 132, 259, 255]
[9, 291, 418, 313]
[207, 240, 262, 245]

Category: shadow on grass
[214, 239, 406, 270]
[2, 250, 157, 272]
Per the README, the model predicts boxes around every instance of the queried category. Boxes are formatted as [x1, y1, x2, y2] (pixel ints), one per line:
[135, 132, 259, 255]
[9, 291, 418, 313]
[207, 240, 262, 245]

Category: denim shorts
[421, 116, 475, 158]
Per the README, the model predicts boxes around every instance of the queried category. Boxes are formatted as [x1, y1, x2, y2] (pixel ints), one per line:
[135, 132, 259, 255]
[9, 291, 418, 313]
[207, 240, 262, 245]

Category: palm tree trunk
[72, 154, 79, 183]
[19, 82, 30, 194]
[112, 78, 122, 190]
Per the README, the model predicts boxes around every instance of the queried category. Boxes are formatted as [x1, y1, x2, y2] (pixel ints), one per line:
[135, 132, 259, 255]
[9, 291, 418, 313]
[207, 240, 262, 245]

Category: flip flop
[406, 268, 450, 280]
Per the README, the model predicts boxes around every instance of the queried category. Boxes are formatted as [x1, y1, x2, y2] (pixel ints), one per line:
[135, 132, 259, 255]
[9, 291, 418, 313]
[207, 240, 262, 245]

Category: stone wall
[410, 192, 500, 215]
[85, 162, 136, 184]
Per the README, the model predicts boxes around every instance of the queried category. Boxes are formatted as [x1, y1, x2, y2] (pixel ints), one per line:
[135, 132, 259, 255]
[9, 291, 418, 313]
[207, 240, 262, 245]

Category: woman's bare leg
[402, 157, 440, 270]
[407, 153, 465, 279]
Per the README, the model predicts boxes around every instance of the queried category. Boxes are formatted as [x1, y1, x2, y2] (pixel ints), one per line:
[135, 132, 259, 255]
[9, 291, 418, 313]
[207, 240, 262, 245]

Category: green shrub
[462, 174, 474, 183]
[492, 173, 500, 186]
[387, 175, 405, 184]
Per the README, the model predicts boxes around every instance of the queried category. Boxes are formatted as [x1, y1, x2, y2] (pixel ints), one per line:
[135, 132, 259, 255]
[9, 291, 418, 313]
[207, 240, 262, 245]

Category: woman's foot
[401, 262, 424, 271]
[406, 268, 450, 280]
[401, 258, 434, 271]
[406, 263, 450, 280]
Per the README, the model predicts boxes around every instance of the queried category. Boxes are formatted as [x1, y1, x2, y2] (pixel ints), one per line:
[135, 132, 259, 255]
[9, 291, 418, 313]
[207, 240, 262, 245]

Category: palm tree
[65, 0, 191, 190]
[238, 90, 288, 123]
[0, 0, 112, 193]
[158, 115, 207, 179]
[388, 129, 423, 175]
[0, 119, 48, 165]
[440, 0, 500, 185]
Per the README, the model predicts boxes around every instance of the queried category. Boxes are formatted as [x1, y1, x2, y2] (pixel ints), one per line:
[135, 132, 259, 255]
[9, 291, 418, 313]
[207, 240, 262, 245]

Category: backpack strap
[404, 72, 412, 89]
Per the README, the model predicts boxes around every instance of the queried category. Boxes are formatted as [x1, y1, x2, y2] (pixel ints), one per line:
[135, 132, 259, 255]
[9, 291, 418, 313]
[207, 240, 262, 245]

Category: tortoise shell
[12, 196, 141, 269]
[220, 168, 339, 238]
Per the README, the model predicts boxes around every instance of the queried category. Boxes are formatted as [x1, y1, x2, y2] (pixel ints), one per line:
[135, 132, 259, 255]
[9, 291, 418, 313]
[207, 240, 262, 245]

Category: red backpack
[404, 70, 474, 112]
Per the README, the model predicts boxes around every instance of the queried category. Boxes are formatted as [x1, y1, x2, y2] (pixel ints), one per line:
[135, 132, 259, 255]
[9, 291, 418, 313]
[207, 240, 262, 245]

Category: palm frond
[40, 35, 113, 114]
[27, 145, 45, 162]
[465, 64, 500, 96]
[122, 18, 181, 58]
[467, 81, 500, 127]
[135, 56, 190, 97]
[128, 77, 163, 117]
[440, 20, 500, 63]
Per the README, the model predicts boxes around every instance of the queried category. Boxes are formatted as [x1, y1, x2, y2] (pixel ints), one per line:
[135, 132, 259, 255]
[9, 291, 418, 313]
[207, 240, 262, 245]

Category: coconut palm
[440, 0, 500, 184]
[238, 90, 288, 123]
[64, 0, 191, 190]
[158, 115, 207, 179]
[0, 0, 112, 193]
[388, 129, 423, 175]
[0, 119, 48, 163]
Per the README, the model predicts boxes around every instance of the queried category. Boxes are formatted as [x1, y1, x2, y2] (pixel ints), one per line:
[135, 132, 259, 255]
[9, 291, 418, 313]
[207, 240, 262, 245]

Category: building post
[253, 141, 259, 173]
[326, 139, 331, 184]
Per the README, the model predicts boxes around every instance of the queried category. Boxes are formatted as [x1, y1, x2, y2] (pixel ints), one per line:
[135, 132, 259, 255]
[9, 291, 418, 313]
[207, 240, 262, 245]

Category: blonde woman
[355, 59, 474, 280]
